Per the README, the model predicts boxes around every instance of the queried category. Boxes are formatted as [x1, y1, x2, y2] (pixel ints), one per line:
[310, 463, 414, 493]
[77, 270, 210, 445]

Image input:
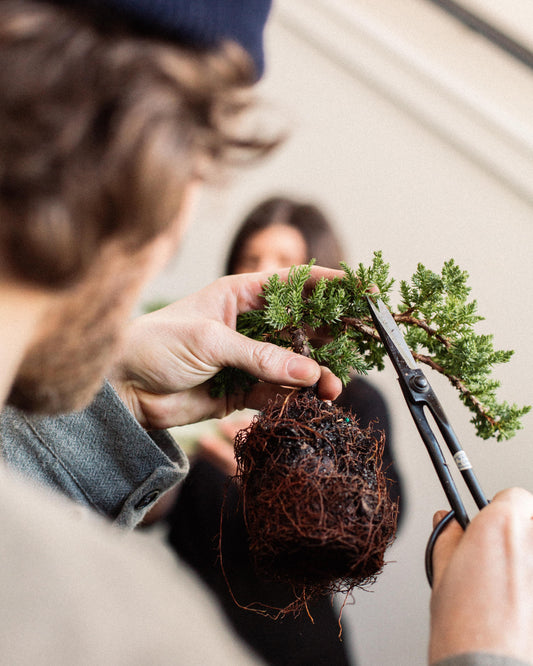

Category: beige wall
[143, 2, 533, 664]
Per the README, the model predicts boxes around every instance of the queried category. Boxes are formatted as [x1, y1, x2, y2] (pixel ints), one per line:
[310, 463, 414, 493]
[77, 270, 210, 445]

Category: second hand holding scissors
[366, 296, 489, 586]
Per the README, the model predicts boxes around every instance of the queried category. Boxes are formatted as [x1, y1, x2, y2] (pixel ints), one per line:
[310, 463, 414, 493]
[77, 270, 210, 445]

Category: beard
[7, 294, 122, 415]
[6, 217, 182, 416]
[8, 324, 118, 415]
[7, 250, 146, 415]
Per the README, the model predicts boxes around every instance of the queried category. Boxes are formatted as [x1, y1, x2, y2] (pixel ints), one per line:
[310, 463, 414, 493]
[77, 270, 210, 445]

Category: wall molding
[275, 0, 533, 205]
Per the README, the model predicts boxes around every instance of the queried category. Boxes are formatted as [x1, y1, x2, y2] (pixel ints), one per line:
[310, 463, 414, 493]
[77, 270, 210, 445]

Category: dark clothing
[336, 375, 404, 519]
[167, 459, 350, 665]
[166, 375, 404, 666]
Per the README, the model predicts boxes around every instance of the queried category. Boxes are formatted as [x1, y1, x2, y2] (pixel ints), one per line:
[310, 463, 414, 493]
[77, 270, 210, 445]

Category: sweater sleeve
[0, 381, 189, 528]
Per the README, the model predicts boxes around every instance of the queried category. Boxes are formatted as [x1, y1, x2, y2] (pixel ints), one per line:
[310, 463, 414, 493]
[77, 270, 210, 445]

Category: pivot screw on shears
[410, 375, 429, 392]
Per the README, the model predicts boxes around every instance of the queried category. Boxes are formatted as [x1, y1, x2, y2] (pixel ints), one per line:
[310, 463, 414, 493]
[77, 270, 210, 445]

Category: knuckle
[251, 343, 279, 377]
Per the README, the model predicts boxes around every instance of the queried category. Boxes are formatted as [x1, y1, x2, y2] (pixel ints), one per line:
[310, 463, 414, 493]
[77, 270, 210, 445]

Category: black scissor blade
[367, 297, 417, 369]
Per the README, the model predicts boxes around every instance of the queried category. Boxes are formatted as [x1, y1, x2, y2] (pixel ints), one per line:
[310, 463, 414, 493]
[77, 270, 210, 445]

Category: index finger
[233, 265, 346, 314]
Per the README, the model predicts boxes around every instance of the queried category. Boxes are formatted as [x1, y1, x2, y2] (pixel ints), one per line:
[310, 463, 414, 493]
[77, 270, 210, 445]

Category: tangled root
[233, 389, 398, 614]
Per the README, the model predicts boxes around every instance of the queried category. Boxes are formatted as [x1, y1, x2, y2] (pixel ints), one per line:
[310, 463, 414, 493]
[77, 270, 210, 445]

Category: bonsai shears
[366, 296, 489, 586]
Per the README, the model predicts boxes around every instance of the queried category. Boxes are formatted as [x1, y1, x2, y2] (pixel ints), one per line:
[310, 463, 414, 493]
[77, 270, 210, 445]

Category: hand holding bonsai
[109, 265, 344, 429]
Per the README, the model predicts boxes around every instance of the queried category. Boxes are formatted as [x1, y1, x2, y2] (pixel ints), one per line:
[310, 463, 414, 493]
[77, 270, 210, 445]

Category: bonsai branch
[341, 315, 494, 426]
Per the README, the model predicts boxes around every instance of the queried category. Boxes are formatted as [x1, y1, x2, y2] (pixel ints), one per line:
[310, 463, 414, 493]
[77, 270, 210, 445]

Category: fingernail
[287, 356, 316, 380]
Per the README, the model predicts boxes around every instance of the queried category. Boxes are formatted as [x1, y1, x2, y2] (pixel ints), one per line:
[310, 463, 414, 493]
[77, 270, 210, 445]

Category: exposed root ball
[234, 390, 398, 611]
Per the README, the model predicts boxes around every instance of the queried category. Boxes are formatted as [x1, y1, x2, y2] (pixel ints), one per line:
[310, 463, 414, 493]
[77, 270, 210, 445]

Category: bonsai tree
[215, 252, 528, 440]
[213, 252, 530, 615]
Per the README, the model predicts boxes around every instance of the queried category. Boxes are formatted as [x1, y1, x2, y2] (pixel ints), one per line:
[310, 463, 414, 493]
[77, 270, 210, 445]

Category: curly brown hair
[0, 0, 277, 288]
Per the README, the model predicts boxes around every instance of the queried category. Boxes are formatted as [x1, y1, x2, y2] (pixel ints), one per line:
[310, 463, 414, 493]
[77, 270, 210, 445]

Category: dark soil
[233, 388, 398, 614]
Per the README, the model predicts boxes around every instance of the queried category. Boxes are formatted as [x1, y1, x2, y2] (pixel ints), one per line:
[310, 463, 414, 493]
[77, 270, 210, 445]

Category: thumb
[225, 330, 321, 387]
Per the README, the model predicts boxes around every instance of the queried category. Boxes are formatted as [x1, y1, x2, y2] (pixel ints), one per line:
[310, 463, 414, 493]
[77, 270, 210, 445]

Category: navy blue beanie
[60, 0, 272, 79]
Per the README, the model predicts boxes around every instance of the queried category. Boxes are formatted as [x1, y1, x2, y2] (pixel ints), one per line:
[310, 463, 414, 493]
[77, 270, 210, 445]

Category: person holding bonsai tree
[0, 1, 532, 664]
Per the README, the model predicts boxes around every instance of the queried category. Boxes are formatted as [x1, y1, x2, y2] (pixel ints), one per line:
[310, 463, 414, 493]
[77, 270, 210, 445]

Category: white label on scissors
[453, 450, 472, 471]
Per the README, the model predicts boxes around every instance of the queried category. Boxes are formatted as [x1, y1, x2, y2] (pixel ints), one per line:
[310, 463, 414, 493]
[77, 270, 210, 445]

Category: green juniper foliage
[212, 252, 530, 441]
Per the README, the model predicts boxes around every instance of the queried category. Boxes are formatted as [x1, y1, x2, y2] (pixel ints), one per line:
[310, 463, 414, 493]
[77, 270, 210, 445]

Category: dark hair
[225, 196, 344, 274]
[0, 0, 277, 288]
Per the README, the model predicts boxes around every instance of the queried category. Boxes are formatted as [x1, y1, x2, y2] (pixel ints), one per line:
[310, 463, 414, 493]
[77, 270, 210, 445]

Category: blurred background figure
[159, 195, 404, 666]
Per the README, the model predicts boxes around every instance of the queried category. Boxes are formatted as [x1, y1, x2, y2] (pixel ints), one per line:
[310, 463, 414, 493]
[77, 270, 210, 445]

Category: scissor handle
[399, 368, 488, 518]
[422, 389, 488, 512]
[403, 397, 470, 529]
[425, 510, 456, 587]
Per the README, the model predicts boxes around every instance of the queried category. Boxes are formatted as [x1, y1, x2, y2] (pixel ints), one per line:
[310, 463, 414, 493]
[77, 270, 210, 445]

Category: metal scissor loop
[366, 297, 489, 586]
